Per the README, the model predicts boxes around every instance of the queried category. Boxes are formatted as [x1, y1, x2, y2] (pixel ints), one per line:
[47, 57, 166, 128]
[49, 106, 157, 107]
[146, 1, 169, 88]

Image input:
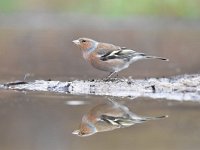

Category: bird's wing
[96, 42, 147, 61]
[100, 114, 134, 127]
[95, 43, 121, 55]
[99, 48, 146, 61]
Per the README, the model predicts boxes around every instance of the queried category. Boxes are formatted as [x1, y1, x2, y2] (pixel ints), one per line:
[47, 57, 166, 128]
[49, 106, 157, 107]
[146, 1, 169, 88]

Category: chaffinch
[72, 99, 168, 137]
[73, 38, 169, 78]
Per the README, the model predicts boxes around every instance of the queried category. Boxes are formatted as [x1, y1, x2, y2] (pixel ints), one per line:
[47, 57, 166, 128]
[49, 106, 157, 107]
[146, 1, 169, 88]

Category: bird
[72, 98, 168, 137]
[73, 38, 169, 78]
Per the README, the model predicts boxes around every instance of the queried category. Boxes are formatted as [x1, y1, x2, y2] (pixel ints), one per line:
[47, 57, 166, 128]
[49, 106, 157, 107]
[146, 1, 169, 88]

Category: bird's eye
[82, 40, 86, 43]
[80, 132, 85, 135]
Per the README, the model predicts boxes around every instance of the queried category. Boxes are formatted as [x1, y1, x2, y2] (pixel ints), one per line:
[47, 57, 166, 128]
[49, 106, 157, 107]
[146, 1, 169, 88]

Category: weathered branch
[1, 74, 200, 101]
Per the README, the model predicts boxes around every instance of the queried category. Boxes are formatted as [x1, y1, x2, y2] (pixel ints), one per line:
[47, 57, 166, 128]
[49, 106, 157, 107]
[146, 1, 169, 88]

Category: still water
[0, 14, 200, 150]
[0, 90, 199, 150]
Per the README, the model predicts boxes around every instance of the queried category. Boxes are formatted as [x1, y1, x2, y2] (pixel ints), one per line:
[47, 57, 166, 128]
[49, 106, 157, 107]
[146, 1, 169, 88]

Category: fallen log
[1, 74, 200, 101]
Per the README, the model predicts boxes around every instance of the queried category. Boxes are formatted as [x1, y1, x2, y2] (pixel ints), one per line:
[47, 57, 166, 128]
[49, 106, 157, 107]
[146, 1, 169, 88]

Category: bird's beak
[72, 40, 80, 45]
[72, 130, 80, 135]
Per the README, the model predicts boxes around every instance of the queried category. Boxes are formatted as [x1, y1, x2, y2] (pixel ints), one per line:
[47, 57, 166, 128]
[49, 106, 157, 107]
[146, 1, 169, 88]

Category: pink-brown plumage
[72, 99, 168, 137]
[73, 37, 168, 78]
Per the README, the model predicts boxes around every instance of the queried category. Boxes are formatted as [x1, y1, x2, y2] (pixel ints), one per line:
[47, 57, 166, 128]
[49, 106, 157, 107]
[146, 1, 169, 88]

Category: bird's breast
[87, 53, 127, 72]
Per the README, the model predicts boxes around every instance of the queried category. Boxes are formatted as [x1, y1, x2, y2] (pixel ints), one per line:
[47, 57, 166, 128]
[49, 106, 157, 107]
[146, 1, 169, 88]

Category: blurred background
[0, 0, 199, 81]
[0, 1, 200, 150]
[1, 0, 200, 17]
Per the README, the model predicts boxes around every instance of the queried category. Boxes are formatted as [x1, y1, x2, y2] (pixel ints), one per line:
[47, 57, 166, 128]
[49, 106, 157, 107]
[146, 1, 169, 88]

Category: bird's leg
[103, 72, 116, 81]
[107, 71, 116, 78]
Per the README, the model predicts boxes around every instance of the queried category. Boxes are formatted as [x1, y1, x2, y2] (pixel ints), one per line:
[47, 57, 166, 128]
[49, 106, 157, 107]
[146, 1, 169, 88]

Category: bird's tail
[145, 56, 169, 61]
[139, 115, 168, 122]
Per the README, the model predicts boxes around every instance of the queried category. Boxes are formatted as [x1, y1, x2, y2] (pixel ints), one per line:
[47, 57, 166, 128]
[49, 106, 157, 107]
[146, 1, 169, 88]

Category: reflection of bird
[73, 38, 168, 78]
[72, 99, 168, 137]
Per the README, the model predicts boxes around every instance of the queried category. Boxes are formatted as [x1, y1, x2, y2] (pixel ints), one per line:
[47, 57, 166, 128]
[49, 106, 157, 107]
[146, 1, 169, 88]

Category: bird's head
[72, 115, 97, 137]
[72, 122, 97, 137]
[73, 38, 99, 54]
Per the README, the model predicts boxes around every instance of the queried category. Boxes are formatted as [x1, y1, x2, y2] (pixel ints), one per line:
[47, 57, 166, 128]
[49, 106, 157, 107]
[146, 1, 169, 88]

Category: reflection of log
[1, 74, 200, 101]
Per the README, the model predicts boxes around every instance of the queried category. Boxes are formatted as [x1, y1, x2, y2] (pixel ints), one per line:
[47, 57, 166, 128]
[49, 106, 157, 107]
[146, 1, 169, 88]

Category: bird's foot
[103, 77, 119, 82]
